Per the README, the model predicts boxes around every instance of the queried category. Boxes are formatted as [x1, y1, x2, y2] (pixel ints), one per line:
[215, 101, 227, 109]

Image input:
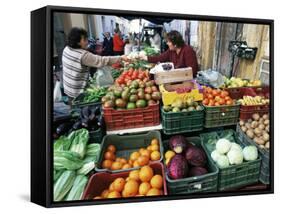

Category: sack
[196, 69, 224, 88]
[54, 80, 62, 102]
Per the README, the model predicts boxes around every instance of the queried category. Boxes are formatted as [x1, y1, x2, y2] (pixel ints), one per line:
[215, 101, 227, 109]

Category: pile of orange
[93, 165, 164, 199]
[101, 138, 161, 170]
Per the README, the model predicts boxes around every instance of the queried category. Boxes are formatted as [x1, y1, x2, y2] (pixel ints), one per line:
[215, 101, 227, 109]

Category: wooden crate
[154, 67, 193, 85]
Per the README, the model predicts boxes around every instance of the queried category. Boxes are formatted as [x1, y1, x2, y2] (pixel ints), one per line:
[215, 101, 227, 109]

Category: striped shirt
[62, 46, 121, 98]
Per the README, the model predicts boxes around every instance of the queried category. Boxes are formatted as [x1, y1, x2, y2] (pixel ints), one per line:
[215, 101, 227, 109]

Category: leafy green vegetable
[54, 136, 72, 151]
[69, 128, 89, 159]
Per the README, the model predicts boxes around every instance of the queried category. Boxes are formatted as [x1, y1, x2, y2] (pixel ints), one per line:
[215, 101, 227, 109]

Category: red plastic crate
[82, 162, 167, 200]
[103, 102, 160, 131]
[225, 86, 270, 100]
[238, 86, 270, 120]
[240, 104, 269, 120]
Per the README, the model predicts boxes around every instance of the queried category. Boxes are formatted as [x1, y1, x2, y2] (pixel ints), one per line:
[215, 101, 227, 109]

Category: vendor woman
[142, 30, 199, 76]
[62, 27, 127, 101]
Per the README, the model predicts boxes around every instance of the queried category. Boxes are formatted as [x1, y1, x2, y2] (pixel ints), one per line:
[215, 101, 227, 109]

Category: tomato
[128, 70, 133, 76]
[211, 90, 216, 96]
[138, 73, 144, 79]
[129, 67, 134, 72]
[226, 100, 233, 105]
[207, 94, 214, 100]
[214, 96, 221, 102]
[225, 96, 231, 101]
[214, 102, 220, 106]
[219, 99, 225, 105]
[132, 74, 138, 80]
[222, 91, 229, 96]
[203, 99, 209, 105]
[208, 100, 215, 106]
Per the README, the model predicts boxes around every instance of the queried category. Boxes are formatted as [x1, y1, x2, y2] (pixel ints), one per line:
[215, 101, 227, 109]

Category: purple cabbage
[167, 154, 188, 180]
[185, 146, 207, 167]
[188, 166, 208, 177]
[169, 135, 190, 154]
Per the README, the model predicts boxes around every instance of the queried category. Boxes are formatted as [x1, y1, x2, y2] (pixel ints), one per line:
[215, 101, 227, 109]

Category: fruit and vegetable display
[143, 46, 160, 56]
[102, 80, 161, 110]
[164, 135, 209, 180]
[202, 87, 235, 106]
[101, 139, 161, 170]
[53, 128, 101, 201]
[93, 165, 164, 199]
[238, 96, 270, 106]
[239, 113, 270, 149]
[223, 77, 262, 88]
[208, 133, 259, 169]
[163, 97, 203, 113]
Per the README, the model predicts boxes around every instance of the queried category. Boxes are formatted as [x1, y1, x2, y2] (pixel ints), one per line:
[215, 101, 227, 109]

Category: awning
[120, 16, 173, 25]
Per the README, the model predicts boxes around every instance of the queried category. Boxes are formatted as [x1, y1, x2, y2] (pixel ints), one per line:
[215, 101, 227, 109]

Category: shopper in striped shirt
[62, 27, 127, 100]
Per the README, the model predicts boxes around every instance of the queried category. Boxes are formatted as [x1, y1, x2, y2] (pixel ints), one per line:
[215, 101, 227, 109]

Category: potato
[259, 118, 264, 124]
[265, 125, 270, 133]
[251, 121, 259, 129]
[262, 133, 270, 142]
[263, 114, 269, 120]
[254, 128, 262, 135]
[239, 120, 245, 126]
[265, 142, 270, 149]
[254, 137, 265, 145]
[247, 119, 253, 123]
[245, 123, 252, 130]
[246, 130, 254, 139]
[252, 113, 260, 121]
[241, 126, 247, 132]
[258, 124, 265, 130]
[264, 119, 270, 125]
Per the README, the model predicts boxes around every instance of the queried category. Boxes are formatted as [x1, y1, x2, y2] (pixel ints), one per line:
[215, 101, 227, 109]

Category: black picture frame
[31, 5, 274, 208]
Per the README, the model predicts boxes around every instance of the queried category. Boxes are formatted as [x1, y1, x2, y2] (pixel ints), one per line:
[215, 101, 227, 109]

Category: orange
[139, 166, 154, 182]
[111, 161, 123, 170]
[93, 196, 103, 199]
[150, 151, 161, 161]
[146, 188, 161, 196]
[135, 194, 145, 197]
[119, 158, 127, 165]
[102, 160, 113, 169]
[133, 160, 141, 168]
[123, 180, 139, 197]
[122, 163, 132, 169]
[147, 145, 153, 151]
[101, 189, 109, 198]
[150, 175, 163, 189]
[151, 144, 159, 152]
[115, 157, 122, 162]
[151, 138, 159, 145]
[107, 145, 116, 153]
[140, 149, 151, 158]
[139, 148, 145, 154]
[129, 170, 140, 181]
[113, 177, 125, 192]
[107, 191, 121, 198]
[128, 159, 134, 165]
[137, 155, 150, 166]
[109, 183, 115, 192]
[104, 151, 116, 161]
[130, 151, 141, 161]
[139, 182, 151, 195]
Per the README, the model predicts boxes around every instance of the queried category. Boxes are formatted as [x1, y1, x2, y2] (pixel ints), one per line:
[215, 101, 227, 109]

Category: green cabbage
[216, 138, 232, 154]
[216, 155, 230, 168]
[227, 149, 243, 165]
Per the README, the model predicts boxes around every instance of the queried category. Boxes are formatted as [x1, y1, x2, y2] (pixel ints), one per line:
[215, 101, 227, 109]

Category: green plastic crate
[200, 129, 261, 191]
[161, 107, 204, 135]
[204, 104, 240, 128]
[236, 125, 270, 184]
[163, 137, 218, 195]
[96, 131, 163, 173]
[88, 128, 105, 144]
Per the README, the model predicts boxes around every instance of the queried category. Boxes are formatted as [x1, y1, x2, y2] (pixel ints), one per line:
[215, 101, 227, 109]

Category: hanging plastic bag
[196, 69, 224, 88]
[95, 66, 114, 87]
[54, 80, 62, 103]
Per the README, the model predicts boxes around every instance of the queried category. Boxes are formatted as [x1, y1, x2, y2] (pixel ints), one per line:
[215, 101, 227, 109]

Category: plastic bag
[54, 80, 62, 102]
[95, 66, 114, 87]
[196, 69, 224, 88]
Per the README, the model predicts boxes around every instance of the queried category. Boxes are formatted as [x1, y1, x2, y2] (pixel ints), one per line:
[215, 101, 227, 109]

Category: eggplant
[56, 122, 73, 135]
